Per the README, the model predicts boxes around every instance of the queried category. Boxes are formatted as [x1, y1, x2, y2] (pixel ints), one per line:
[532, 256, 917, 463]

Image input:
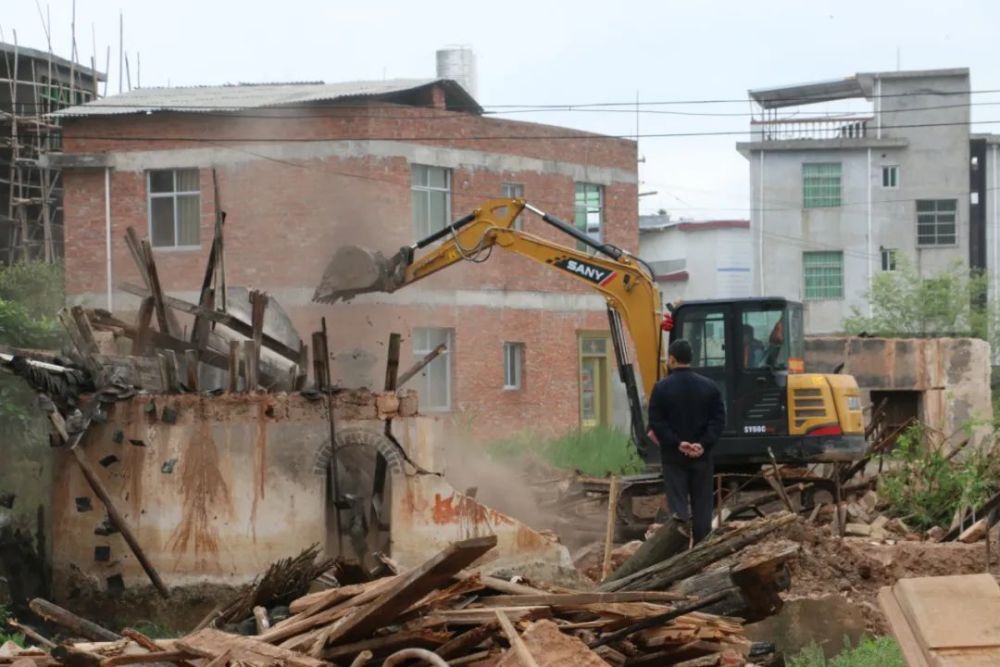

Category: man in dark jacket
[648, 339, 726, 543]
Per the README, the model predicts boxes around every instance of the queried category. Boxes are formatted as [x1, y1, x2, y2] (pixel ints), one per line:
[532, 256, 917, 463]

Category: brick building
[53, 78, 638, 440]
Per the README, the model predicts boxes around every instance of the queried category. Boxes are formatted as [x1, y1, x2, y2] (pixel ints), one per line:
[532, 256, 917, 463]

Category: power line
[21, 116, 1000, 144]
[9, 84, 1000, 114]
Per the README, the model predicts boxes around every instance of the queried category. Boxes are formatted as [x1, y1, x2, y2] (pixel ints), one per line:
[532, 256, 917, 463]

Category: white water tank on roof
[436, 47, 477, 99]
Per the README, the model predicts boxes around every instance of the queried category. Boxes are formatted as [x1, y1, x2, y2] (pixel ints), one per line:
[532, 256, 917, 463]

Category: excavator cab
[670, 297, 865, 469]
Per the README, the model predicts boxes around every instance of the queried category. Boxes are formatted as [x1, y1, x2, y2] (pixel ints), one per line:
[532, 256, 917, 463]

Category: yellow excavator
[313, 198, 866, 473]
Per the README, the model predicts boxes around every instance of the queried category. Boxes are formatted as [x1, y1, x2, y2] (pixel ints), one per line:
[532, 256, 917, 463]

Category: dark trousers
[661, 455, 714, 543]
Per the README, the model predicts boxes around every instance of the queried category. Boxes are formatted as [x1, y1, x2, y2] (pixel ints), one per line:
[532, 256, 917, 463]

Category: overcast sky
[5, 0, 1000, 219]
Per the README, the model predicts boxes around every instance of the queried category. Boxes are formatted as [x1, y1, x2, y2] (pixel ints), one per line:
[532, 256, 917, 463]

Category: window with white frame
[881, 248, 897, 271]
[882, 165, 899, 189]
[503, 342, 523, 390]
[803, 251, 844, 300]
[574, 183, 603, 249]
[411, 165, 451, 239]
[501, 182, 525, 230]
[412, 328, 452, 411]
[916, 199, 957, 246]
[148, 169, 200, 248]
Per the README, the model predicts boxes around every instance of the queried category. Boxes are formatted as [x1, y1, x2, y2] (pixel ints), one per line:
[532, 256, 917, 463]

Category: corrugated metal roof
[54, 77, 480, 117]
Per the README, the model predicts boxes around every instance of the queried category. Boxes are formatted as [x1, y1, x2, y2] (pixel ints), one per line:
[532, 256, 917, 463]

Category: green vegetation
[879, 424, 999, 531]
[789, 636, 904, 667]
[843, 256, 997, 343]
[0, 605, 24, 647]
[488, 425, 645, 477]
[0, 262, 65, 444]
[131, 622, 176, 640]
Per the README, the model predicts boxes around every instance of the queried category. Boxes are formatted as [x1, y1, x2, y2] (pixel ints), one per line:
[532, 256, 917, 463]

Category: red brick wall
[61, 98, 638, 441]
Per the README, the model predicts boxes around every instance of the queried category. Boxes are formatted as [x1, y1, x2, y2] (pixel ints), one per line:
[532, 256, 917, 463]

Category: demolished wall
[805, 336, 992, 444]
[50, 389, 572, 602]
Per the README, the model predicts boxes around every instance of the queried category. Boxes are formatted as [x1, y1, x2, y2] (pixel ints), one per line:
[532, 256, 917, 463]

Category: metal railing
[752, 116, 873, 141]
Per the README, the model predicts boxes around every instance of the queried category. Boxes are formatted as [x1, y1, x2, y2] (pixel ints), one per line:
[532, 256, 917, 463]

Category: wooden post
[320, 318, 343, 556]
[715, 475, 724, 529]
[139, 239, 171, 336]
[161, 350, 179, 392]
[384, 333, 402, 391]
[184, 349, 199, 391]
[372, 333, 402, 532]
[228, 340, 240, 393]
[211, 169, 227, 312]
[833, 463, 846, 538]
[311, 332, 327, 390]
[249, 289, 268, 389]
[601, 475, 620, 581]
[131, 297, 154, 356]
[68, 434, 170, 597]
[243, 340, 258, 391]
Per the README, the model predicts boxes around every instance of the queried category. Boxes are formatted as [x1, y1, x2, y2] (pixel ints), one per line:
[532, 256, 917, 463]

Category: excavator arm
[314, 198, 665, 452]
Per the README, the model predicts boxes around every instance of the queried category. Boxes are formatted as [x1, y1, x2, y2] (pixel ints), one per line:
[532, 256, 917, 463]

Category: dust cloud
[436, 436, 562, 534]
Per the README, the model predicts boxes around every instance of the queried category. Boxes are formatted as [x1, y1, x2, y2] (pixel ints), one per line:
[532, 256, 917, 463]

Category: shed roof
[54, 77, 480, 117]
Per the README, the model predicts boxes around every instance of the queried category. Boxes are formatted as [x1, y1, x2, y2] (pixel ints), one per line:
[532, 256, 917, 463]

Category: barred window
[916, 199, 957, 247]
[803, 251, 844, 300]
[802, 163, 842, 208]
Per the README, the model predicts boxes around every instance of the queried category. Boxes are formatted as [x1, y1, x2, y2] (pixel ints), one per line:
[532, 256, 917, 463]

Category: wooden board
[176, 628, 327, 667]
[877, 587, 930, 667]
[319, 535, 496, 646]
[893, 575, 1000, 650]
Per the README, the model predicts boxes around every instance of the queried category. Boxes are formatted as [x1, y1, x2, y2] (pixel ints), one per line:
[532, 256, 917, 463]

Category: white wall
[640, 225, 751, 305]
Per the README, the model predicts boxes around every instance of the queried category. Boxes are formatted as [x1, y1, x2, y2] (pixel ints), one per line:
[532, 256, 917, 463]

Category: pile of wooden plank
[2, 535, 767, 666]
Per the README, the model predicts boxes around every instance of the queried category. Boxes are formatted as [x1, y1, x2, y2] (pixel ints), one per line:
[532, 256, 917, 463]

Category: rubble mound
[777, 520, 990, 632]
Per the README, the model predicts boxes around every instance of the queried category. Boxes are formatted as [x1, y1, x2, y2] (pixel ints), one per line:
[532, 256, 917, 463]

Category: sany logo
[555, 258, 617, 286]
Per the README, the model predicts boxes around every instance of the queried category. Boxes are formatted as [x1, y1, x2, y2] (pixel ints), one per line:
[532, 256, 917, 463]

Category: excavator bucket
[312, 245, 407, 303]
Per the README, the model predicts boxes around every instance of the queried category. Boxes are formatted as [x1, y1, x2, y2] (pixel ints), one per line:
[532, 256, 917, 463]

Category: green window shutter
[802, 163, 842, 208]
[803, 251, 844, 299]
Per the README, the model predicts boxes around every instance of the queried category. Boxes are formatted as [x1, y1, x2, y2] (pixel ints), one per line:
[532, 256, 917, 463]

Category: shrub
[879, 424, 999, 531]
[789, 636, 904, 667]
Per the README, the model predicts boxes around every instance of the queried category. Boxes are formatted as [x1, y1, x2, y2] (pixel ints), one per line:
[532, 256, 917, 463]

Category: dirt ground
[776, 520, 995, 633]
[572, 517, 996, 634]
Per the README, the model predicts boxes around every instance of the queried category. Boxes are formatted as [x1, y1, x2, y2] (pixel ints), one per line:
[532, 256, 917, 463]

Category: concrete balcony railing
[751, 116, 873, 141]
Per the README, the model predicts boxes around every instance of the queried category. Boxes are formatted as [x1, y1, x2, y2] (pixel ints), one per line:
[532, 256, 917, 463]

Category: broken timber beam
[599, 512, 796, 593]
[29, 598, 120, 641]
[120, 282, 301, 364]
[317, 535, 497, 647]
[67, 426, 170, 598]
[396, 343, 447, 389]
[139, 239, 172, 336]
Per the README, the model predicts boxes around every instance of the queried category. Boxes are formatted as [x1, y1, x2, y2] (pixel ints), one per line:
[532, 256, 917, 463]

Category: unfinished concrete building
[0, 42, 103, 263]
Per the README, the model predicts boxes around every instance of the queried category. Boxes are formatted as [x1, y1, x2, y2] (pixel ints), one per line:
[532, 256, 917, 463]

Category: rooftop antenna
[136, 51, 140, 88]
[103, 45, 110, 96]
[118, 10, 123, 93]
[896, 47, 901, 71]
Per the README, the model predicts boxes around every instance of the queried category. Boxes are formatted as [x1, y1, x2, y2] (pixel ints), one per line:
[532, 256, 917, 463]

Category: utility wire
[19, 116, 1000, 143]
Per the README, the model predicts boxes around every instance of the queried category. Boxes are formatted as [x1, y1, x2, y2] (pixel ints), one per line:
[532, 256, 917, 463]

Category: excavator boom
[313, 198, 665, 451]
